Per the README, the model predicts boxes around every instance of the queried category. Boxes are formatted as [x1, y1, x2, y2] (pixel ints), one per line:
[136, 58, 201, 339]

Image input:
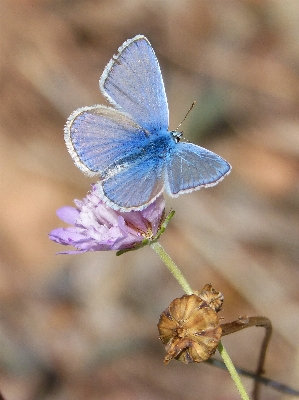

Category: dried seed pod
[196, 283, 224, 312]
[158, 286, 223, 364]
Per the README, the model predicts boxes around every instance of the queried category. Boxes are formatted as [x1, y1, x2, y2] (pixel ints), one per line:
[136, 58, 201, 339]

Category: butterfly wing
[96, 152, 165, 211]
[100, 35, 169, 133]
[64, 105, 150, 177]
[64, 36, 231, 211]
[165, 142, 231, 196]
[65, 105, 165, 210]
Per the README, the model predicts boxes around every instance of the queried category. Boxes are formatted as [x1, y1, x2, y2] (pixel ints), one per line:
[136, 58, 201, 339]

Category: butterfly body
[65, 35, 231, 211]
[100, 130, 174, 180]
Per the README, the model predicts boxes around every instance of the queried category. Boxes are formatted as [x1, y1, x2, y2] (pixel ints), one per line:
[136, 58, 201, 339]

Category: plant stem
[150, 240, 251, 400]
[218, 342, 250, 400]
[150, 241, 193, 295]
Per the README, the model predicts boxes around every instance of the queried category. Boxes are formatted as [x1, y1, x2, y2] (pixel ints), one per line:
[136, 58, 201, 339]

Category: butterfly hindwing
[165, 142, 231, 196]
[97, 148, 165, 211]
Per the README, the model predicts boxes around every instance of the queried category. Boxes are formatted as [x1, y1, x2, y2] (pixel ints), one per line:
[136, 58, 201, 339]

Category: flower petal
[56, 206, 80, 224]
[49, 186, 166, 253]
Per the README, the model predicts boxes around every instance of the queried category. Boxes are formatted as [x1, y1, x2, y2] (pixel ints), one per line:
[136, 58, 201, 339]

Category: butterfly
[64, 35, 231, 211]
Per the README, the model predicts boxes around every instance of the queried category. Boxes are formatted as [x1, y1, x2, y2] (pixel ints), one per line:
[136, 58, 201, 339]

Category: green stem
[218, 342, 250, 400]
[150, 240, 251, 400]
[150, 241, 193, 295]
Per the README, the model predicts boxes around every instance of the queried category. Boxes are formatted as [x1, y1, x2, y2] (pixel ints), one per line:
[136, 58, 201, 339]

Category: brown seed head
[158, 285, 223, 364]
[195, 283, 224, 312]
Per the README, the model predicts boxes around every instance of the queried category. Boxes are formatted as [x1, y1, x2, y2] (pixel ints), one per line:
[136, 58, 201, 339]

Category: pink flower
[49, 186, 165, 254]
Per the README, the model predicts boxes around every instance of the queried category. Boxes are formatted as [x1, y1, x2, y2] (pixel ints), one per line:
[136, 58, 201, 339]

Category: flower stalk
[218, 342, 250, 400]
[150, 241, 193, 295]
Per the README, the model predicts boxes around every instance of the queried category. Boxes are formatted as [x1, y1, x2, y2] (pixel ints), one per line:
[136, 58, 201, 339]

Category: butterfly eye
[171, 131, 183, 143]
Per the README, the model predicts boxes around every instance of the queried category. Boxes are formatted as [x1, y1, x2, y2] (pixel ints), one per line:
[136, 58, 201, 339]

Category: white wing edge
[94, 181, 165, 212]
[165, 160, 232, 198]
[64, 104, 118, 177]
[99, 34, 150, 109]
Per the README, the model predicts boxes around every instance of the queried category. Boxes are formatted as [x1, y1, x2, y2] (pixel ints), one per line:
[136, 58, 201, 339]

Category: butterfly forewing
[65, 105, 150, 177]
[100, 35, 169, 133]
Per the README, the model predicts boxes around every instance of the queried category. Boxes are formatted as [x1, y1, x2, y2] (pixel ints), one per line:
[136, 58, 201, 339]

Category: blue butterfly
[64, 35, 231, 211]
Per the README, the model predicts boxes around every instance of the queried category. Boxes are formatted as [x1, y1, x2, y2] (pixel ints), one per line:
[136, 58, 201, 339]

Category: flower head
[49, 186, 166, 254]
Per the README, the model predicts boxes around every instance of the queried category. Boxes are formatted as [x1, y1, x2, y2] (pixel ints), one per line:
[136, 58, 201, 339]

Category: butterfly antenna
[175, 101, 196, 132]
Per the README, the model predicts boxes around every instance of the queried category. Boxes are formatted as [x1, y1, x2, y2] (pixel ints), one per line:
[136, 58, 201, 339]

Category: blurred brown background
[1, 0, 299, 399]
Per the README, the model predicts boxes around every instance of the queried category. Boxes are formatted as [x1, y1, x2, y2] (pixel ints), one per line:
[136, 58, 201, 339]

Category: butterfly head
[171, 131, 183, 143]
